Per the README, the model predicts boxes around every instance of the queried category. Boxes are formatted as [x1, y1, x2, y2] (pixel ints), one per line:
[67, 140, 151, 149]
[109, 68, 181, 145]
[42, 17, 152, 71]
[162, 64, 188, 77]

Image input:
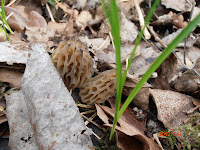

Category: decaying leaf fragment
[150, 89, 196, 141]
[123, 76, 151, 110]
[161, 0, 195, 12]
[96, 98, 159, 150]
[172, 57, 200, 94]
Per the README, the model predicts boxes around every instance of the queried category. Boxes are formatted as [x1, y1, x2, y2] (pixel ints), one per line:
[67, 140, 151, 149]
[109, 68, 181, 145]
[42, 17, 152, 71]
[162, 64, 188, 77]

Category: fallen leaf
[155, 54, 178, 90]
[123, 76, 151, 110]
[161, 0, 195, 12]
[172, 57, 200, 94]
[96, 98, 159, 150]
[76, 11, 93, 30]
[150, 89, 196, 142]
[0, 115, 7, 124]
[120, 11, 138, 43]
[0, 68, 23, 88]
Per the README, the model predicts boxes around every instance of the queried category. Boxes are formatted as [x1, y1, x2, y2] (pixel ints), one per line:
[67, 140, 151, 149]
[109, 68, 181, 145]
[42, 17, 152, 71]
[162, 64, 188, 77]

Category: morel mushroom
[52, 40, 94, 90]
[79, 69, 116, 104]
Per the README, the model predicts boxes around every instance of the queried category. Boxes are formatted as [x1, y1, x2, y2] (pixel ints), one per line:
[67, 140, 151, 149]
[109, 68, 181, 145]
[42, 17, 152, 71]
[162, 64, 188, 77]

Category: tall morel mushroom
[79, 69, 116, 105]
[52, 40, 94, 90]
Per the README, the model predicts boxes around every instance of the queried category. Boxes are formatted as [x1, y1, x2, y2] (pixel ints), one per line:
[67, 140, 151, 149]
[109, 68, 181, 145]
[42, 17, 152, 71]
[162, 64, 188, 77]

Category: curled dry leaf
[120, 11, 138, 43]
[123, 76, 151, 110]
[171, 12, 188, 28]
[52, 40, 94, 90]
[80, 69, 116, 105]
[5, 6, 28, 32]
[161, 0, 195, 12]
[95, 98, 159, 150]
[155, 54, 178, 90]
[76, 11, 93, 30]
[150, 89, 196, 142]
[172, 57, 200, 94]
[5, 7, 47, 32]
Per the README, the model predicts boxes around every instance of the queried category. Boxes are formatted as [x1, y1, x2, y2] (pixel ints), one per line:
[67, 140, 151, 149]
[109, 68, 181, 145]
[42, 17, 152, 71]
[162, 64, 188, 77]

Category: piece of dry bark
[6, 42, 94, 150]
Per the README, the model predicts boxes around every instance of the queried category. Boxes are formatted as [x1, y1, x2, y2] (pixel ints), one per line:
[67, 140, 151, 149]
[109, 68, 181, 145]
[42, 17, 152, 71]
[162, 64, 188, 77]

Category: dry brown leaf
[161, 0, 195, 12]
[47, 21, 67, 34]
[0, 115, 7, 125]
[120, 11, 138, 43]
[150, 89, 196, 141]
[25, 27, 55, 48]
[28, 11, 47, 28]
[0, 68, 23, 88]
[155, 54, 178, 90]
[123, 76, 151, 110]
[118, 0, 144, 14]
[96, 98, 159, 150]
[5, 6, 29, 32]
[5, 6, 47, 33]
[171, 12, 188, 28]
[56, 2, 79, 17]
[76, 11, 93, 30]
[172, 57, 200, 94]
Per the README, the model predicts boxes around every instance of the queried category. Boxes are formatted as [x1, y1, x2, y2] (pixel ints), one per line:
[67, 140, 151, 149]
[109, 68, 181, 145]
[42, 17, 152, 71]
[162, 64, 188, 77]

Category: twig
[85, 112, 97, 126]
[82, 114, 104, 131]
[77, 103, 95, 109]
[153, 133, 164, 150]
[81, 109, 96, 115]
[6, 0, 17, 7]
[86, 127, 101, 140]
[46, 3, 55, 22]
[133, 0, 151, 39]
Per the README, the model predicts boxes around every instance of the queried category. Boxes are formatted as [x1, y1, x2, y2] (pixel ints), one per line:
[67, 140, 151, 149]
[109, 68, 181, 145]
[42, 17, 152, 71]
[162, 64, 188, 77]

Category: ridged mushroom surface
[79, 69, 116, 104]
[52, 40, 94, 90]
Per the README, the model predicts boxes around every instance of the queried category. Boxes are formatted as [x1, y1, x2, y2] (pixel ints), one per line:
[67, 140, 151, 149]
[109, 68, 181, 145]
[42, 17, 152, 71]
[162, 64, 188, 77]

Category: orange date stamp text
[159, 132, 188, 137]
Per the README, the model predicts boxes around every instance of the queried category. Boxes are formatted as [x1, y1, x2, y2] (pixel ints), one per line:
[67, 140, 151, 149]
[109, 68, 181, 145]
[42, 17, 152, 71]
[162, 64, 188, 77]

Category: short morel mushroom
[52, 40, 94, 90]
[79, 69, 116, 104]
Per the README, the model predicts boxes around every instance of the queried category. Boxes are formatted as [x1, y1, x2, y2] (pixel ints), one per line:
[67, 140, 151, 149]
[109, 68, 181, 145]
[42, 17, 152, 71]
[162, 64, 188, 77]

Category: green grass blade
[118, 14, 200, 120]
[107, 0, 122, 141]
[102, 0, 122, 141]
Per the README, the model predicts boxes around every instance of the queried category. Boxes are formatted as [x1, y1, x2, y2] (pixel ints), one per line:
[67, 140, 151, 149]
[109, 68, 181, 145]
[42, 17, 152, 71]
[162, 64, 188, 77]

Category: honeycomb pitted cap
[79, 69, 116, 105]
[52, 40, 94, 90]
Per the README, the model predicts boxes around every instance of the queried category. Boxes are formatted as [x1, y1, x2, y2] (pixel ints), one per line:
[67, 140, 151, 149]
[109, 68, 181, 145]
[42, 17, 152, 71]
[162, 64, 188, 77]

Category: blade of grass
[118, 13, 200, 120]
[107, 0, 160, 141]
[102, 0, 122, 141]
[0, 0, 13, 41]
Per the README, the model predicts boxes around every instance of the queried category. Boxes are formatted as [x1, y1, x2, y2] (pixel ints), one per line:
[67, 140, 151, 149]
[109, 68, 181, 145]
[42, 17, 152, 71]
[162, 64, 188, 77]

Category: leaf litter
[0, 0, 200, 149]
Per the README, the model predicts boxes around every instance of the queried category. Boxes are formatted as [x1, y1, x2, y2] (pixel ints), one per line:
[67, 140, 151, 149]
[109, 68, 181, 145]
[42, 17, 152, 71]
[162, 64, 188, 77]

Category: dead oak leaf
[96, 98, 159, 150]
